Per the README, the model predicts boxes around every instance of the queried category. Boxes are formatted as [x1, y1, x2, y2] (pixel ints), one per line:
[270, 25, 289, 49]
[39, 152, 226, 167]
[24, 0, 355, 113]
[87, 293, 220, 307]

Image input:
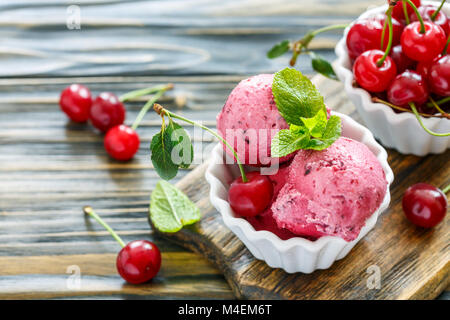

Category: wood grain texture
[0, 0, 448, 300]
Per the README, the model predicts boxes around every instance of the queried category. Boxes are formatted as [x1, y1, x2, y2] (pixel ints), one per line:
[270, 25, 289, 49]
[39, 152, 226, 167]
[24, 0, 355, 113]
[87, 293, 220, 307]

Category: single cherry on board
[402, 183, 447, 228]
[427, 54, 450, 96]
[89, 92, 126, 132]
[228, 171, 274, 217]
[104, 125, 140, 161]
[116, 240, 162, 285]
[59, 84, 92, 122]
[353, 49, 397, 92]
[401, 21, 446, 62]
[387, 70, 429, 106]
[83, 206, 161, 284]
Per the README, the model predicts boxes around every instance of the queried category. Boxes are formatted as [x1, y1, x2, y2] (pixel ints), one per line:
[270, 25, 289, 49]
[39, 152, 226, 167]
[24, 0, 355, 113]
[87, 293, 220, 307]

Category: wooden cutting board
[154, 75, 450, 300]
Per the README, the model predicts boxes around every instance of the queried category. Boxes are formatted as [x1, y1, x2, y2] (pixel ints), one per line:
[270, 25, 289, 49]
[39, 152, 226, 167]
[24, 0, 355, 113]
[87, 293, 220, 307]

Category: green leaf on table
[272, 67, 327, 125]
[300, 108, 327, 138]
[305, 115, 342, 150]
[150, 126, 179, 180]
[309, 52, 338, 80]
[150, 180, 201, 233]
[166, 119, 193, 169]
[271, 127, 310, 157]
[267, 40, 290, 59]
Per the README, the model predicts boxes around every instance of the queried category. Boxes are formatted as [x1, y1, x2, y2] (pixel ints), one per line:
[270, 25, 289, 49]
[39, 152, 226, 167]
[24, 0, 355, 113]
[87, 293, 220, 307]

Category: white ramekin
[334, 1, 450, 156]
[205, 112, 394, 273]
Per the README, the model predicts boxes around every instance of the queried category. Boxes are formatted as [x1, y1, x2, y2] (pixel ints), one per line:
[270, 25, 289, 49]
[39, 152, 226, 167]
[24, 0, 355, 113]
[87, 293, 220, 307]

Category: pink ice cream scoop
[271, 137, 387, 242]
[216, 74, 292, 166]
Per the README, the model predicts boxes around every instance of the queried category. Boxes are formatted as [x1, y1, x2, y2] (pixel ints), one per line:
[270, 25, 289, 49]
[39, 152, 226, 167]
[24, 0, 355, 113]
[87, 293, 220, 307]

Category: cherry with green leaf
[83, 206, 161, 284]
[149, 103, 274, 218]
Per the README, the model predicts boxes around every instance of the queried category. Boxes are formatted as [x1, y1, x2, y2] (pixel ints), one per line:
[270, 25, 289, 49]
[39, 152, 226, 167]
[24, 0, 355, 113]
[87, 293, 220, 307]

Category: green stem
[157, 106, 248, 183]
[442, 184, 450, 194]
[427, 96, 449, 117]
[409, 102, 450, 136]
[83, 206, 125, 248]
[372, 97, 447, 118]
[310, 24, 349, 37]
[431, 0, 446, 21]
[428, 96, 450, 107]
[404, 0, 425, 33]
[443, 34, 450, 55]
[119, 84, 172, 102]
[377, 6, 394, 67]
[402, 1, 411, 25]
[131, 84, 173, 131]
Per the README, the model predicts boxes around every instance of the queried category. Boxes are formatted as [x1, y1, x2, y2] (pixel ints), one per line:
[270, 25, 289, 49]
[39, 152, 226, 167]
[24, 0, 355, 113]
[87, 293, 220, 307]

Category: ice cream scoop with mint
[217, 68, 388, 241]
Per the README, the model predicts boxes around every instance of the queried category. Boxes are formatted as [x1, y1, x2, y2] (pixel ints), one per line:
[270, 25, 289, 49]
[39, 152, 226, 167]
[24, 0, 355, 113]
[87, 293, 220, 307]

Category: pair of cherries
[60, 84, 140, 161]
[349, 0, 449, 112]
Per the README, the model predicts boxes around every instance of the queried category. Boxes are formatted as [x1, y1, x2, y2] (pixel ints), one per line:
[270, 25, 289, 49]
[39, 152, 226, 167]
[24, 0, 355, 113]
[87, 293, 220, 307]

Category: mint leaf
[150, 126, 179, 180]
[166, 119, 193, 169]
[150, 180, 201, 233]
[272, 67, 326, 125]
[267, 40, 290, 59]
[301, 108, 327, 138]
[309, 52, 338, 80]
[305, 115, 341, 150]
[271, 127, 310, 157]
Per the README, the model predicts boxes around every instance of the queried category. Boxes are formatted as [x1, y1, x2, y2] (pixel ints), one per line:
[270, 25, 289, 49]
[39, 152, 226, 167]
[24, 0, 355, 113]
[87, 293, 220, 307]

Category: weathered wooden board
[157, 76, 450, 300]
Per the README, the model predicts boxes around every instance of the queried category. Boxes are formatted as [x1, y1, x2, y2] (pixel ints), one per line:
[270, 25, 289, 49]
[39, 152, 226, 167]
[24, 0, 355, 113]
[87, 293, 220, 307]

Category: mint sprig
[271, 68, 341, 156]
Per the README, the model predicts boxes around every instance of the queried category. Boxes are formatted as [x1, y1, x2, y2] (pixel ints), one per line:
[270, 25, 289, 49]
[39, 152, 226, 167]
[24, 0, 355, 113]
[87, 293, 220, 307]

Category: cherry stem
[404, 0, 425, 33]
[428, 96, 450, 107]
[442, 184, 450, 194]
[427, 96, 449, 117]
[290, 24, 348, 66]
[442, 34, 450, 55]
[372, 97, 450, 119]
[402, 1, 411, 25]
[119, 84, 173, 103]
[377, 6, 394, 67]
[153, 103, 248, 183]
[83, 206, 125, 248]
[409, 102, 450, 136]
[131, 84, 173, 131]
[431, 0, 446, 21]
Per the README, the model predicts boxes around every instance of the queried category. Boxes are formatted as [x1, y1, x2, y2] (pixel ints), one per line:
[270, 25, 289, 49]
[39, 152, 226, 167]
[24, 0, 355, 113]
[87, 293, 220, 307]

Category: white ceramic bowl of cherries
[334, 0, 450, 156]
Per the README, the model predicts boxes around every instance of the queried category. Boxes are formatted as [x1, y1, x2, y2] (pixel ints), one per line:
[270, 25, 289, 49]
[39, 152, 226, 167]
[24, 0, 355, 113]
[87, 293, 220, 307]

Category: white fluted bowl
[205, 112, 394, 273]
[334, 1, 450, 156]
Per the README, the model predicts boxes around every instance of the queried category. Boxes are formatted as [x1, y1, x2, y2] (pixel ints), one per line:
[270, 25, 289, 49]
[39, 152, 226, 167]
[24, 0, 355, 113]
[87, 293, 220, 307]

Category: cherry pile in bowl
[347, 0, 450, 115]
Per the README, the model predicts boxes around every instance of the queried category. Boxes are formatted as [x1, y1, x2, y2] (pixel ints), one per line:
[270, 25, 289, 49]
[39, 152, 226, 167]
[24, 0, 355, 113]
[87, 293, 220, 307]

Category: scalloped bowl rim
[205, 111, 394, 254]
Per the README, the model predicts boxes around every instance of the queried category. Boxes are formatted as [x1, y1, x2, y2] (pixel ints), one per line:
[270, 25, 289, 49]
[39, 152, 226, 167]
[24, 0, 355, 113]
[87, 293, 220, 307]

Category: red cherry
[391, 0, 421, 23]
[401, 21, 446, 62]
[116, 240, 161, 284]
[59, 84, 92, 122]
[353, 49, 397, 92]
[416, 58, 436, 79]
[228, 171, 274, 217]
[90, 92, 126, 132]
[390, 44, 416, 73]
[346, 14, 402, 60]
[387, 70, 429, 107]
[104, 125, 140, 161]
[409, 5, 449, 35]
[428, 54, 450, 96]
[402, 183, 447, 228]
